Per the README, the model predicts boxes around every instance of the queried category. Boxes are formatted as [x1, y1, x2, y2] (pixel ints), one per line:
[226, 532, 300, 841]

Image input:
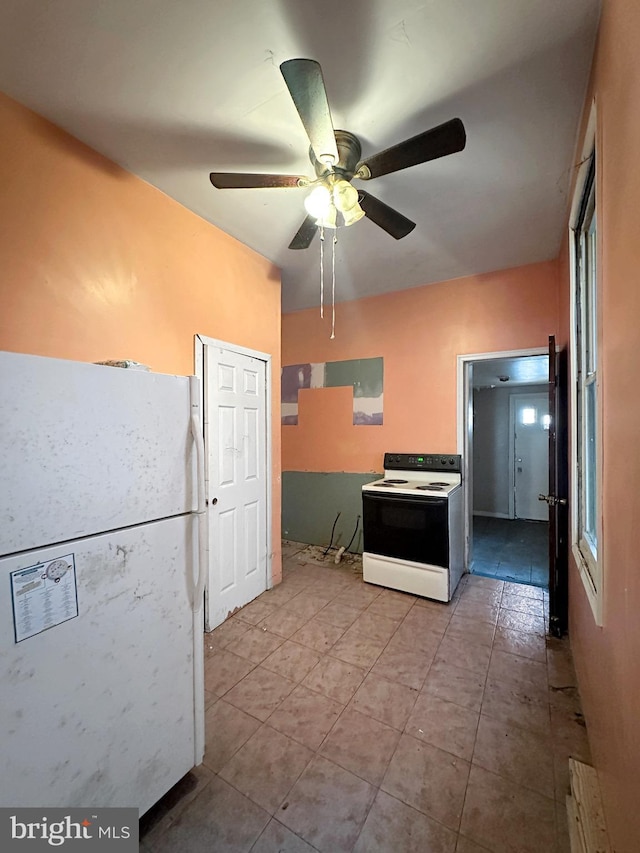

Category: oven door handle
[363, 492, 447, 507]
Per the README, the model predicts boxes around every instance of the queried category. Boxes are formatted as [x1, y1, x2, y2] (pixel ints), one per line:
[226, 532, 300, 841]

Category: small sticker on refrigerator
[10, 554, 79, 643]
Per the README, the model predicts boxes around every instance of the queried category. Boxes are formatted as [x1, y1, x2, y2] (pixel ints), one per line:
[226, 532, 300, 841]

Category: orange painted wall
[0, 92, 282, 581]
[282, 260, 559, 474]
[561, 1, 640, 849]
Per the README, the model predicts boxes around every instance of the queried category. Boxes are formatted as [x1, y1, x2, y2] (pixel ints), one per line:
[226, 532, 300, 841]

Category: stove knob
[440, 458, 446, 465]
[449, 458, 455, 465]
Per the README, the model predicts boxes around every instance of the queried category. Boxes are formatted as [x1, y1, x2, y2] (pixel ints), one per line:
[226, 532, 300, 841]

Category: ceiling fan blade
[288, 215, 318, 250]
[280, 59, 339, 167]
[357, 118, 466, 180]
[210, 173, 304, 189]
[358, 190, 416, 240]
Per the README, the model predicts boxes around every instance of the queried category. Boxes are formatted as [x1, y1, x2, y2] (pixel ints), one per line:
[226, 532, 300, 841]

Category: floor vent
[566, 758, 611, 853]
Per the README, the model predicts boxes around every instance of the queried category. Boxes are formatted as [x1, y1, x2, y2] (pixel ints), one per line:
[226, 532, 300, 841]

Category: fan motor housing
[310, 130, 362, 181]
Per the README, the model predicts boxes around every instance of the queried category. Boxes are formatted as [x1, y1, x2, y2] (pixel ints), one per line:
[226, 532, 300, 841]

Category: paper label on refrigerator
[10, 554, 79, 642]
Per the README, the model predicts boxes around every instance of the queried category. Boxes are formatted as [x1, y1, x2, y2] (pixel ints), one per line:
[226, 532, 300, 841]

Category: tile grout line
[198, 553, 579, 853]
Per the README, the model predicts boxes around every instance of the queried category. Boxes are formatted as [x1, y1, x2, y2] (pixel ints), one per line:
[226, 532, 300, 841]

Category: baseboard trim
[566, 758, 611, 852]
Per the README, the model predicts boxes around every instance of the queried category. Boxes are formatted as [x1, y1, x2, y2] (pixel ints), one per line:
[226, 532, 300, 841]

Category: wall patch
[281, 357, 383, 425]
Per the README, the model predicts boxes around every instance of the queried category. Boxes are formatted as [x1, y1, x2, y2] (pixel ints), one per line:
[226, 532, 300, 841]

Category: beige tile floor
[140, 542, 591, 853]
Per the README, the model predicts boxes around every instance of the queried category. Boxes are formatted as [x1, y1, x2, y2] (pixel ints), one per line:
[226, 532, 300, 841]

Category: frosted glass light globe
[304, 185, 332, 219]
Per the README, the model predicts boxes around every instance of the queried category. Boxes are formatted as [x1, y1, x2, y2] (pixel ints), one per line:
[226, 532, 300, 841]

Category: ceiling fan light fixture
[304, 185, 337, 228]
[210, 57, 467, 337]
[332, 179, 365, 226]
[304, 185, 332, 219]
[340, 201, 365, 227]
[317, 205, 337, 228]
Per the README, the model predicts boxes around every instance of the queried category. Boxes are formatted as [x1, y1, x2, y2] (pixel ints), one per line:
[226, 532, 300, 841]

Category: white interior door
[204, 344, 268, 630]
[512, 392, 549, 521]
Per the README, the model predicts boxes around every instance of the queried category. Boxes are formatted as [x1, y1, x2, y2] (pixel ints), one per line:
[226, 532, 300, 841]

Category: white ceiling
[472, 356, 549, 389]
[0, 0, 600, 312]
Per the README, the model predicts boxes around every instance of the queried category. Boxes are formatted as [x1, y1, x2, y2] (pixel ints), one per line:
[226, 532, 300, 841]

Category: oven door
[362, 491, 449, 568]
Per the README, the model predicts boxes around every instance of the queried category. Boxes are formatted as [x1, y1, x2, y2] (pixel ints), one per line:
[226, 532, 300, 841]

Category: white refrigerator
[0, 351, 206, 815]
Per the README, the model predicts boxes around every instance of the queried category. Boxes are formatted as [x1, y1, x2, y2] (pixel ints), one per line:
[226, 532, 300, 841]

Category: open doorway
[457, 349, 549, 588]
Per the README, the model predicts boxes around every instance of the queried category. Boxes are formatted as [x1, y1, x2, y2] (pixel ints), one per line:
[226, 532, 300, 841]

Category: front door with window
[512, 392, 549, 521]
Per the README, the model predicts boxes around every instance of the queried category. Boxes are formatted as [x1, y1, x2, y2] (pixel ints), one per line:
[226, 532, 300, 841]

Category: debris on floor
[282, 539, 363, 575]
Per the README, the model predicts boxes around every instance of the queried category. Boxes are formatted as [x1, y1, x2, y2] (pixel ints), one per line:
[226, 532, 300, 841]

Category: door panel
[245, 501, 259, 576]
[205, 346, 267, 630]
[219, 508, 236, 592]
[548, 336, 569, 636]
[219, 407, 236, 484]
[244, 408, 259, 479]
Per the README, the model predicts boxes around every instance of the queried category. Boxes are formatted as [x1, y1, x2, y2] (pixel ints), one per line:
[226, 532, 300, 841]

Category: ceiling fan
[209, 58, 466, 250]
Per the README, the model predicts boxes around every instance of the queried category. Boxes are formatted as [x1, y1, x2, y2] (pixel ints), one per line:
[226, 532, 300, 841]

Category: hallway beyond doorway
[470, 517, 548, 588]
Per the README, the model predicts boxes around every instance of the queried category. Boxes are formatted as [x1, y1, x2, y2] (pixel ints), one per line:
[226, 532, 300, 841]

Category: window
[572, 148, 601, 621]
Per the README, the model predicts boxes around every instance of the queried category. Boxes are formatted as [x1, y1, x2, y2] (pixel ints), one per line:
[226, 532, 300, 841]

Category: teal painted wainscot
[282, 471, 382, 554]
[281, 357, 383, 425]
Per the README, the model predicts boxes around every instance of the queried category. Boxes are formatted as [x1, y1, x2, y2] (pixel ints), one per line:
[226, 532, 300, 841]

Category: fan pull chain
[330, 232, 337, 339]
[319, 225, 324, 319]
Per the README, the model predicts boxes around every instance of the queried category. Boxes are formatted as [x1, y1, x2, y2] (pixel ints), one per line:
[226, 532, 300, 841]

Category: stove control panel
[384, 453, 462, 473]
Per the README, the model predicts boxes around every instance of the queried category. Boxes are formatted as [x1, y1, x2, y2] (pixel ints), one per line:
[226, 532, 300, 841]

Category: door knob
[538, 494, 567, 506]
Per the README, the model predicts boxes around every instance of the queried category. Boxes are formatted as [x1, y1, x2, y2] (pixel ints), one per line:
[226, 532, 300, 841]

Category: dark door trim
[547, 335, 570, 636]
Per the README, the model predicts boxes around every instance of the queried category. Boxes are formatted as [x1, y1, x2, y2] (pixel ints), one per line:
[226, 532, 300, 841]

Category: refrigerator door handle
[189, 375, 208, 612]
[189, 375, 207, 767]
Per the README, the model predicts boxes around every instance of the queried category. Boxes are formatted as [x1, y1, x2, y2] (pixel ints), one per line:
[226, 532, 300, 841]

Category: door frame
[194, 335, 273, 626]
[456, 347, 548, 569]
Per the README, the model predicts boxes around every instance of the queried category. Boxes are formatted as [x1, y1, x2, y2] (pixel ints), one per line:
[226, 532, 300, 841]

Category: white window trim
[569, 100, 603, 626]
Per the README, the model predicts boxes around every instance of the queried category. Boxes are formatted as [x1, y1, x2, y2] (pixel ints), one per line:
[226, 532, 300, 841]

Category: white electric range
[362, 452, 464, 602]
